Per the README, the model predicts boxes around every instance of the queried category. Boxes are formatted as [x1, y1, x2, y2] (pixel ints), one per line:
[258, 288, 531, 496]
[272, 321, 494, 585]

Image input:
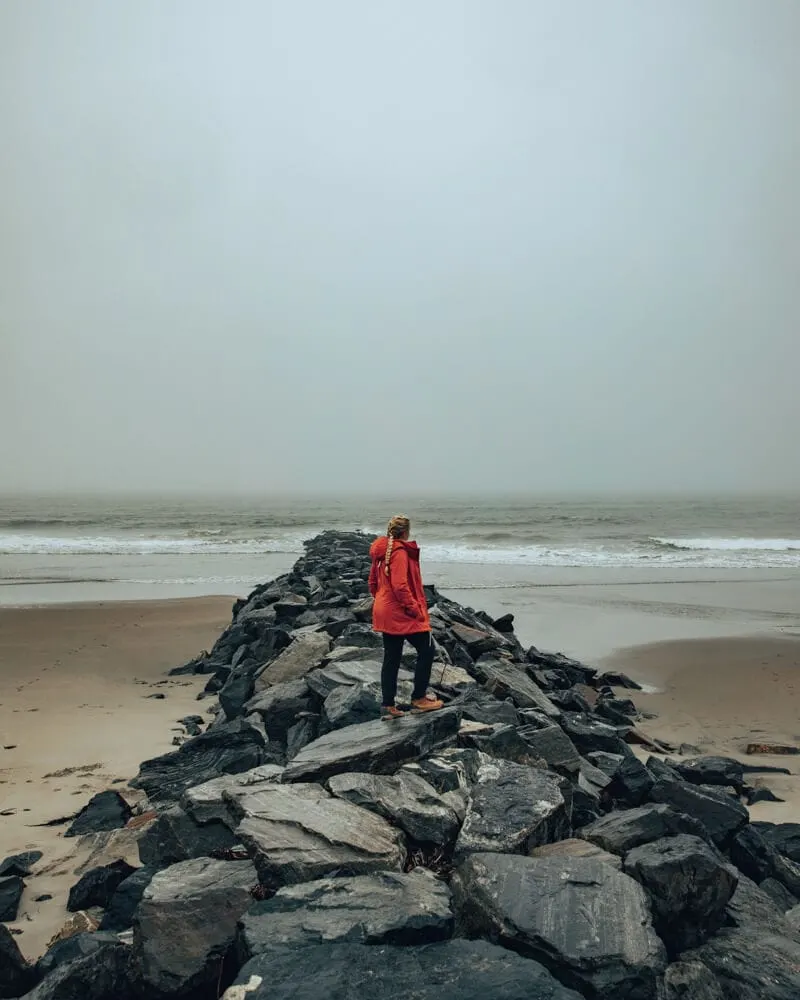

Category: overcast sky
[1, 1, 798, 495]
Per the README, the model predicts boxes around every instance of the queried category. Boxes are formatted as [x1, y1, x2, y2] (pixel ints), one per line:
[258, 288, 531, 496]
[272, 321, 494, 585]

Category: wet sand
[0, 597, 232, 959]
[602, 634, 800, 824]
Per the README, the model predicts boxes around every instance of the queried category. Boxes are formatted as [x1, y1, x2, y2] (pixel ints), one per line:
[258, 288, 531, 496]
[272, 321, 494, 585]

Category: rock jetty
[3, 531, 800, 999]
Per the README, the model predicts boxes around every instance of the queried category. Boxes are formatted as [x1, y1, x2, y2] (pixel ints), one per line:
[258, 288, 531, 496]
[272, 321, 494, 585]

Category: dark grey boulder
[624, 834, 738, 954]
[662, 961, 725, 999]
[35, 931, 120, 980]
[225, 939, 583, 1000]
[650, 775, 748, 846]
[452, 852, 666, 999]
[756, 823, 800, 864]
[321, 682, 380, 732]
[131, 718, 267, 804]
[401, 747, 481, 794]
[459, 723, 547, 768]
[730, 825, 795, 888]
[597, 670, 642, 690]
[515, 720, 581, 774]
[459, 690, 520, 727]
[306, 658, 408, 705]
[253, 631, 330, 691]
[582, 803, 708, 855]
[786, 903, 800, 932]
[135, 856, 257, 999]
[99, 865, 157, 931]
[23, 938, 141, 1000]
[454, 759, 570, 858]
[334, 623, 384, 648]
[686, 929, 800, 999]
[671, 756, 745, 792]
[236, 870, 453, 961]
[0, 923, 34, 999]
[560, 713, 630, 756]
[218, 666, 257, 720]
[0, 851, 42, 878]
[67, 859, 137, 912]
[137, 805, 237, 868]
[285, 716, 318, 759]
[227, 782, 406, 889]
[470, 658, 560, 717]
[327, 770, 462, 844]
[282, 708, 461, 784]
[64, 790, 132, 837]
[0, 877, 23, 922]
[761, 876, 800, 912]
[607, 752, 655, 806]
[725, 874, 796, 935]
[586, 751, 625, 776]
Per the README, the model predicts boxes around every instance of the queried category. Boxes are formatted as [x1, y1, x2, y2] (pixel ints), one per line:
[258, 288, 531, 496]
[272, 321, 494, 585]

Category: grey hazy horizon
[2, 2, 798, 496]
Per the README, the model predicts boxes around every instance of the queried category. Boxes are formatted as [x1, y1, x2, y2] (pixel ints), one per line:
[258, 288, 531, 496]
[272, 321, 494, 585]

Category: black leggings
[381, 631, 435, 706]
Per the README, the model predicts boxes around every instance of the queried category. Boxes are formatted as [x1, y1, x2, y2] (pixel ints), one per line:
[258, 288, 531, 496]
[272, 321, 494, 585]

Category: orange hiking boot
[411, 694, 444, 713]
[381, 704, 407, 721]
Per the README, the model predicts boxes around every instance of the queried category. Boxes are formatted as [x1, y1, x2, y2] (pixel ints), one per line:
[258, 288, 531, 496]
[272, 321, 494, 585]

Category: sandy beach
[0, 597, 233, 959]
[2, 578, 800, 959]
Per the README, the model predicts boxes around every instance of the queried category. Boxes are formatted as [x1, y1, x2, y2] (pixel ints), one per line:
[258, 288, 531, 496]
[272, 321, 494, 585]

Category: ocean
[1, 493, 799, 606]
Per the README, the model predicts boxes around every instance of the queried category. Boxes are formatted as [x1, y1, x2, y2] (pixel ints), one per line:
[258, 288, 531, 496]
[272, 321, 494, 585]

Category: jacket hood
[370, 536, 420, 560]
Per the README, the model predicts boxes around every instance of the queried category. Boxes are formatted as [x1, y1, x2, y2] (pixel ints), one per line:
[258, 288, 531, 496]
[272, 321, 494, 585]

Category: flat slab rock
[226, 781, 406, 889]
[130, 718, 267, 803]
[181, 765, 284, 825]
[471, 658, 560, 718]
[281, 708, 461, 783]
[237, 869, 453, 960]
[224, 939, 583, 1000]
[452, 852, 666, 1000]
[307, 658, 401, 698]
[454, 758, 569, 858]
[135, 856, 257, 997]
[253, 631, 331, 690]
[327, 770, 463, 844]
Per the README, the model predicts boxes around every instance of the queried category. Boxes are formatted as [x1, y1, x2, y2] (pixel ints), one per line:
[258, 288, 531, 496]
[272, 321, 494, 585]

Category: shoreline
[3, 587, 800, 959]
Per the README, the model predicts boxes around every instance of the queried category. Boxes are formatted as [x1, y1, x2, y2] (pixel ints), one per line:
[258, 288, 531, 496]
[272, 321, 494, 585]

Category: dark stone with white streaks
[282, 709, 461, 784]
[452, 852, 666, 999]
[226, 939, 582, 1000]
[236, 870, 453, 961]
[454, 759, 569, 858]
[582, 803, 709, 855]
[624, 835, 737, 954]
[131, 718, 267, 804]
[135, 857, 257, 998]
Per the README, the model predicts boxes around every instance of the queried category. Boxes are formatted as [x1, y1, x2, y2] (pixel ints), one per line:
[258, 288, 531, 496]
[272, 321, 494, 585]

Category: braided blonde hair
[384, 515, 410, 575]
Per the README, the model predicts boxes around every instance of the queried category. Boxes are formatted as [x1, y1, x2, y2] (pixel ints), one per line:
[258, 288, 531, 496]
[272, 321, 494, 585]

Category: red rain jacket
[369, 536, 431, 635]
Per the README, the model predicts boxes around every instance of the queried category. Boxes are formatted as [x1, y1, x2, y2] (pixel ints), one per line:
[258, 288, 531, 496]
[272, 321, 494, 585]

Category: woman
[369, 515, 445, 720]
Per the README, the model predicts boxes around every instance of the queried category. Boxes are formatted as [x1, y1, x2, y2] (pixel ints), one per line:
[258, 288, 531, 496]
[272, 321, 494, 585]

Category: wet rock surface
[226, 939, 583, 1000]
[452, 851, 666, 999]
[235, 869, 453, 960]
[22, 530, 798, 1000]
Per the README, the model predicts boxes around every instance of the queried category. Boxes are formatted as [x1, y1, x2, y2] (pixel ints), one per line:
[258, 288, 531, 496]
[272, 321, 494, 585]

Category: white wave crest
[0, 534, 308, 556]
[652, 537, 800, 552]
